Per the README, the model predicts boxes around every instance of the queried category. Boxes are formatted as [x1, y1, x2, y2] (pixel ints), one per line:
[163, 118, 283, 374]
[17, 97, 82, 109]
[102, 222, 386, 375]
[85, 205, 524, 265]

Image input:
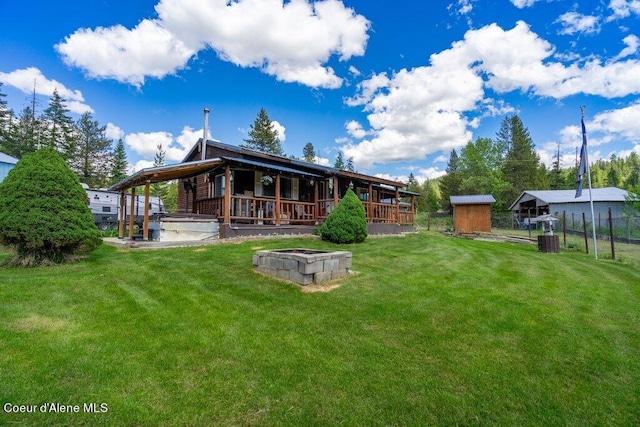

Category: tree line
[405, 115, 640, 213]
[0, 83, 128, 189]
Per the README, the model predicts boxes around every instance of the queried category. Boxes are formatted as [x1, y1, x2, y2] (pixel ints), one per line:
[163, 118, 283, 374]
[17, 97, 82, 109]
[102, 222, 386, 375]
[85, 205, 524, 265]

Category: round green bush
[0, 147, 102, 266]
[320, 188, 368, 244]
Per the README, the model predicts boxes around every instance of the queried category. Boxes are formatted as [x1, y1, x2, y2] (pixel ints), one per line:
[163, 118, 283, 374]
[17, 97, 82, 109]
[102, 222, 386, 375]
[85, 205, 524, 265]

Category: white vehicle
[83, 185, 165, 231]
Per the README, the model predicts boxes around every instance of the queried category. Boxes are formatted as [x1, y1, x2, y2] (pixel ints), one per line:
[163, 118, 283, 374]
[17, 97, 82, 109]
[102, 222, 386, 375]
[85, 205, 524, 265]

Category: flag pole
[581, 107, 598, 260]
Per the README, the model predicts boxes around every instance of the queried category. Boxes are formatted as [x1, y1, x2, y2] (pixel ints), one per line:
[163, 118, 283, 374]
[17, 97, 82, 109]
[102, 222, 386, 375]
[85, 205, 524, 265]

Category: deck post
[143, 180, 150, 240]
[314, 180, 319, 223]
[333, 176, 339, 207]
[275, 174, 281, 226]
[224, 165, 231, 224]
[395, 186, 400, 224]
[118, 192, 125, 238]
[368, 183, 373, 222]
[128, 187, 136, 239]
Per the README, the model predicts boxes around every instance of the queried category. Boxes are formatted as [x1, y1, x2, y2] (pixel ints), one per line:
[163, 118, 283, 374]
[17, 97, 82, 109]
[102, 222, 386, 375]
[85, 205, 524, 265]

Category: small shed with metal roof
[450, 194, 496, 234]
[0, 152, 19, 183]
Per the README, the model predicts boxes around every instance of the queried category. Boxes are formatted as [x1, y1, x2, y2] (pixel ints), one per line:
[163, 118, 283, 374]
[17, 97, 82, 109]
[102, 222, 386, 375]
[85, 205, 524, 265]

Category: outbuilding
[450, 194, 496, 234]
[0, 151, 18, 183]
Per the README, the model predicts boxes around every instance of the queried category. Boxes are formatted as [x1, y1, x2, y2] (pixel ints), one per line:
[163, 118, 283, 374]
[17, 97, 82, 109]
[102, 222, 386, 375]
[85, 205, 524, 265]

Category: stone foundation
[253, 248, 352, 285]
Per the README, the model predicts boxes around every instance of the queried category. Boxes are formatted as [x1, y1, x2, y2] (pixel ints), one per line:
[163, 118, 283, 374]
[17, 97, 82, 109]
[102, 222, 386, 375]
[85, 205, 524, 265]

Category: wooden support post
[395, 187, 400, 224]
[333, 176, 339, 207]
[128, 187, 136, 239]
[314, 180, 319, 223]
[563, 210, 566, 248]
[368, 183, 373, 222]
[224, 165, 231, 224]
[143, 181, 150, 240]
[275, 174, 281, 226]
[582, 212, 589, 254]
[118, 192, 125, 239]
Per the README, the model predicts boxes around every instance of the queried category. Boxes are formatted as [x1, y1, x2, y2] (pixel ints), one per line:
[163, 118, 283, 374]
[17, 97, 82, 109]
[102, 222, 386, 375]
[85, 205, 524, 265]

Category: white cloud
[345, 120, 368, 139]
[607, 0, 640, 20]
[271, 120, 286, 142]
[589, 102, 640, 140]
[433, 155, 448, 163]
[105, 123, 124, 140]
[510, 0, 540, 8]
[342, 21, 640, 167]
[129, 160, 156, 174]
[56, 0, 370, 89]
[124, 126, 211, 163]
[613, 34, 640, 60]
[556, 12, 600, 35]
[314, 156, 331, 166]
[0, 67, 92, 114]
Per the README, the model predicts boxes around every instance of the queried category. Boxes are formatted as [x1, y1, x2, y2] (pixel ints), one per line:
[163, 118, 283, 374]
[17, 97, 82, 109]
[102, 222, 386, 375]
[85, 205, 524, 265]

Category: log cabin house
[109, 139, 418, 240]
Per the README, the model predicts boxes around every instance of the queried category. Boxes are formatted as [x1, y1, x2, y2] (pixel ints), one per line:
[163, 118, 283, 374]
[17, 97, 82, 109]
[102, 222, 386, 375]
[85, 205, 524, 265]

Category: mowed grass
[1, 232, 639, 425]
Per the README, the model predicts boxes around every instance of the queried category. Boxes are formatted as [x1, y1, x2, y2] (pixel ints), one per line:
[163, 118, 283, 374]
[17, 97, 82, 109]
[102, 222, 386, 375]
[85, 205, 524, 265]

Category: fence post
[563, 210, 566, 248]
[582, 212, 589, 254]
[608, 207, 615, 260]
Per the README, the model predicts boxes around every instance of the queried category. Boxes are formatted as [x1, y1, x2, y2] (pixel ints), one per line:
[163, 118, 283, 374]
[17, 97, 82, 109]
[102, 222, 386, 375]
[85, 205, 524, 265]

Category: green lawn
[1, 232, 639, 425]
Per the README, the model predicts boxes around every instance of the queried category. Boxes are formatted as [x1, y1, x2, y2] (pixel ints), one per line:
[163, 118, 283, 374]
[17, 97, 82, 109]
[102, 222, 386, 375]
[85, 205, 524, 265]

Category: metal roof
[0, 152, 19, 164]
[509, 187, 630, 210]
[450, 194, 496, 205]
[222, 156, 321, 178]
[108, 158, 224, 192]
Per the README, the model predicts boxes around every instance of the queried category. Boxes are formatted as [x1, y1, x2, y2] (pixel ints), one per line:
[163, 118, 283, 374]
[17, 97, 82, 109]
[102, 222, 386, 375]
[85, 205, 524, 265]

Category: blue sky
[1, 0, 639, 184]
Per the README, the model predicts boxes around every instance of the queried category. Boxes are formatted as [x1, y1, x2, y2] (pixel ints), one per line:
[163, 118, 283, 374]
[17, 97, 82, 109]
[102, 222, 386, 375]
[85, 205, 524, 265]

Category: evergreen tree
[73, 112, 112, 188]
[498, 115, 547, 206]
[0, 83, 12, 151]
[439, 149, 463, 211]
[3, 106, 41, 158]
[459, 138, 506, 193]
[334, 151, 345, 170]
[240, 108, 283, 155]
[320, 188, 368, 244]
[346, 156, 355, 172]
[41, 89, 76, 161]
[151, 143, 169, 200]
[110, 138, 128, 184]
[302, 142, 316, 162]
[0, 147, 101, 266]
[406, 173, 419, 193]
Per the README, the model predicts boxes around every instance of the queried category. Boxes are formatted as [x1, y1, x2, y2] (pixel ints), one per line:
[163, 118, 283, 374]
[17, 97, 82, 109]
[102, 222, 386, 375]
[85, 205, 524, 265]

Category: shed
[450, 194, 496, 234]
[508, 187, 632, 229]
[0, 152, 19, 183]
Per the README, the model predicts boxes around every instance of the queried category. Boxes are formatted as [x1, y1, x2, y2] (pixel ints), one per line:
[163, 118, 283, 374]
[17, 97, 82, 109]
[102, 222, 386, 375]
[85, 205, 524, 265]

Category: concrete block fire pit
[253, 248, 352, 286]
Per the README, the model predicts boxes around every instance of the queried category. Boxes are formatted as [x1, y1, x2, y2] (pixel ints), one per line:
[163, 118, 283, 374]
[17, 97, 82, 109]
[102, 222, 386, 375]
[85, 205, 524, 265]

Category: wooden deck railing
[194, 196, 414, 225]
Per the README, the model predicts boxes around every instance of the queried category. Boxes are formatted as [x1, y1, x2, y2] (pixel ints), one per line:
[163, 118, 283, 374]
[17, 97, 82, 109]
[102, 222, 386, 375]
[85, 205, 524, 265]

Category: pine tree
[346, 157, 355, 172]
[334, 151, 345, 170]
[498, 115, 547, 206]
[151, 143, 169, 200]
[439, 149, 463, 211]
[3, 106, 41, 158]
[73, 112, 113, 188]
[110, 138, 128, 184]
[240, 108, 283, 155]
[303, 142, 316, 163]
[0, 83, 12, 152]
[41, 89, 76, 161]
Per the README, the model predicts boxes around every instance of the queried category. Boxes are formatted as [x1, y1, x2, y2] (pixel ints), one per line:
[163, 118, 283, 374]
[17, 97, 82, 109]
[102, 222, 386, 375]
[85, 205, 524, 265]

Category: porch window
[213, 174, 226, 197]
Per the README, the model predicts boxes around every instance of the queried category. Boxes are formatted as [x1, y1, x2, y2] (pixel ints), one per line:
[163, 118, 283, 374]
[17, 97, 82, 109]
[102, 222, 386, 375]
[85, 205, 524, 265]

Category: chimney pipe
[202, 107, 210, 161]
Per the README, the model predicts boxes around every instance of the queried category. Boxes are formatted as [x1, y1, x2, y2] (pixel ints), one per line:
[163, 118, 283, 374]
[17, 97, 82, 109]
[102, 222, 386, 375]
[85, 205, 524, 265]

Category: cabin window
[214, 174, 226, 198]
[102, 206, 111, 213]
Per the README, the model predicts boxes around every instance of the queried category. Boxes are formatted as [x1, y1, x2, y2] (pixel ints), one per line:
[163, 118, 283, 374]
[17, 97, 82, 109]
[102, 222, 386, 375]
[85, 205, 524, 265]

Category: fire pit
[253, 248, 352, 286]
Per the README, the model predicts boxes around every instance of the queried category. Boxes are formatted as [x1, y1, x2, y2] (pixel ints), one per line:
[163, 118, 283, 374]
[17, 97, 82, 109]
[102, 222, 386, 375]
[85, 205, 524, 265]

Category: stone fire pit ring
[253, 248, 352, 286]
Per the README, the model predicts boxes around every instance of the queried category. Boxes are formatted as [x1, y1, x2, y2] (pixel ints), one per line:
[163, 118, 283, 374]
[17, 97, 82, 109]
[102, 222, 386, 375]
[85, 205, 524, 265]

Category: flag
[575, 115, 588, 198]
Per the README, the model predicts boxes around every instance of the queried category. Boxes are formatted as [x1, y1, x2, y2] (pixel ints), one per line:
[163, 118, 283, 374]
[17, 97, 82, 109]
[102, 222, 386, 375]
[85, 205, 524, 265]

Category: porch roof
[108, 158, 224, 192]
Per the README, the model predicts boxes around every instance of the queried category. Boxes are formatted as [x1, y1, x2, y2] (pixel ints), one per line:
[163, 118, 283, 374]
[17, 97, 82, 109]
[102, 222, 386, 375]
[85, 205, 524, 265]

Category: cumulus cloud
[56, 0, 370, 89]
[556, 12, 600, 35]
[105, 123, 124, 140]
[125, 126, 211, 162]
[342, 21, 640, 167]
[607, 0, 640, 20]
[613, 34, 640, 60]
[510, 0, 540, 8]
[0, 67, 92, 114]
[271, 120, 286, 142]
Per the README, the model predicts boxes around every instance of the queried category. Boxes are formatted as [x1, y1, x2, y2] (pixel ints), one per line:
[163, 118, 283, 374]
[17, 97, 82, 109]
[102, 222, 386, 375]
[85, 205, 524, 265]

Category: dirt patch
[300, 283, 343, 293]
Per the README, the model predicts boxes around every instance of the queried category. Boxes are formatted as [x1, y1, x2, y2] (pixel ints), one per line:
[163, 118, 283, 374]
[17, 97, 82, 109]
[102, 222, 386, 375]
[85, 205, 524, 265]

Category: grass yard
[1, 231, 639, 425]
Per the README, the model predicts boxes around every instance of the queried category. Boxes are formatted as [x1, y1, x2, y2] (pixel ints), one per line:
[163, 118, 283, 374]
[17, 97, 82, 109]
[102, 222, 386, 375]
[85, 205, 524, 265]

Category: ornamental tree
[0, 147, 102, 266]
[320, 188, 368, 244]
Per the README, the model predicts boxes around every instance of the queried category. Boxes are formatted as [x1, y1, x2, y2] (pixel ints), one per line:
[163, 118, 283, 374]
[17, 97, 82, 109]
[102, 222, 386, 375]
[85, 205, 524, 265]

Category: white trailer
[84, 185, 165, 231]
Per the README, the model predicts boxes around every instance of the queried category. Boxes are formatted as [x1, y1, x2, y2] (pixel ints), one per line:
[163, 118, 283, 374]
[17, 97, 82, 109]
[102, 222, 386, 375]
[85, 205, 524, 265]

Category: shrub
[320, 188, 368, 244]
[0, 147, 102, 266]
